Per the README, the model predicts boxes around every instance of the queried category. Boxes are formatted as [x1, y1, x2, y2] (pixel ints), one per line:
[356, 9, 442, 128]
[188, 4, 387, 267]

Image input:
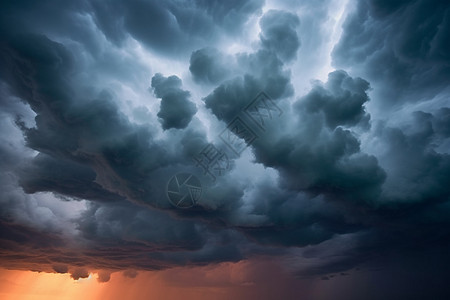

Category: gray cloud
[194, 0, 264, 33]
[298, 70, 371, 129]
[0, 1, 450, 298]
[259, 10, 301, 62]
[333, 0, 450, 108]
[90, 0, 264, 55]
[201, 9, 300, 122]
[151, 73, 197, 130]
[189, 47, 233, 85]
[373, 110, 450, 206]
[19, 153, 124, 203]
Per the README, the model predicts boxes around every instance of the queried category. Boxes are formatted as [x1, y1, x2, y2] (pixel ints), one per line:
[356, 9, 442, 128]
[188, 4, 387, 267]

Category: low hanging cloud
[0, 0, 450, 298]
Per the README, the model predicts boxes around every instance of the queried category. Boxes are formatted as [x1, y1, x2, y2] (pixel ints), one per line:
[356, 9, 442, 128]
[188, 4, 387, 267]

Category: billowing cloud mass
[0, 0, 449, 299]
[333, 0, 450, 108]
[151, 73, 197, 130]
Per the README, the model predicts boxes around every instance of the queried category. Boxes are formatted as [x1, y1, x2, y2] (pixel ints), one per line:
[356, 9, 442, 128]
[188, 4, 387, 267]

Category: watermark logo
[193, 143, 230, 181]
[244, 91, 283, 131]
[219, 116, 258, 155]
[166, 173, 202, 208]
[166, 91, 282, 208]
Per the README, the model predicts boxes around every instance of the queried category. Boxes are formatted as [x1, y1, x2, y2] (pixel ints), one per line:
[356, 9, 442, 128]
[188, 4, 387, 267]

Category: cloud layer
[0, 0, 449, 298]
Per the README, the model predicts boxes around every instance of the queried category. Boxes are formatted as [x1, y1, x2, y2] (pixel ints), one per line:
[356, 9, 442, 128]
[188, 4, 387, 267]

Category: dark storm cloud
[76, 197, 250, 267]
[373, 109, 450, 206]
[0, 199, 249, 273]
[236, 188, 366, 248]
[0, 1, 450, 296]
[223, 70, 385, 248]
[0, 1, 387, 276]
[193, 9, 387, 251]
[226, 70, 385, 204]
[333, 0, 450, 106]
[0, 19, 246, 274]
[151, 73, 197, 130]
[0, 1, 98, 53]
[19, 153, 124, 202]
[330, 0, 450, 208]
[0, 5, 314, 274]
[0, 32, 208, 210]
[77, 201, 206, 251]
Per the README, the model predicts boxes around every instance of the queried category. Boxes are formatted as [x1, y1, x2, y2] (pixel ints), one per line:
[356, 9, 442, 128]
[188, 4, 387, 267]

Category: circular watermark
[166, 173, 202, 208]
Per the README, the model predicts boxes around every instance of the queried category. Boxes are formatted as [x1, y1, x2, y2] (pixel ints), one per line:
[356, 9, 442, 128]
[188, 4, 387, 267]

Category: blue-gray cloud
[0, 1, 450, 298]
[151, 73, 197, 130]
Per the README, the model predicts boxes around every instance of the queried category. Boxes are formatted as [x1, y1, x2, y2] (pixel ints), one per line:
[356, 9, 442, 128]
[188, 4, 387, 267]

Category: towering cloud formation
[0, 0, 449, 298]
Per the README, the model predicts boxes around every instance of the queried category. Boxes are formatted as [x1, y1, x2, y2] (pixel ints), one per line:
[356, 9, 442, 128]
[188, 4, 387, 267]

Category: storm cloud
[0, 0, 450, 299]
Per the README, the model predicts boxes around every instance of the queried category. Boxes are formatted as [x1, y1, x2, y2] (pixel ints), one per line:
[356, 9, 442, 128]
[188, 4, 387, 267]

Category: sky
[0, 0, 449, 299]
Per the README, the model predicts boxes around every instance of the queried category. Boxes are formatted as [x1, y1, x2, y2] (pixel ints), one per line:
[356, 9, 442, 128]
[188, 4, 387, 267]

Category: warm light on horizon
[0, 260, 314, 300]
[0, 269, 103, 300]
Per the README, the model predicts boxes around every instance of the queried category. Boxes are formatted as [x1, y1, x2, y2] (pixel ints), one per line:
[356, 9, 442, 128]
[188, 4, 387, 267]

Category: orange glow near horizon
[0, 269, 103, 300]
[0, 260, 338, 300]
[0, 266, 250, 300]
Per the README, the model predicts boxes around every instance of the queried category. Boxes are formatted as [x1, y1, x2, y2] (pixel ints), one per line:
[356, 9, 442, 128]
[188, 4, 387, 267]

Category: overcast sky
[1, 0, 449, 299]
